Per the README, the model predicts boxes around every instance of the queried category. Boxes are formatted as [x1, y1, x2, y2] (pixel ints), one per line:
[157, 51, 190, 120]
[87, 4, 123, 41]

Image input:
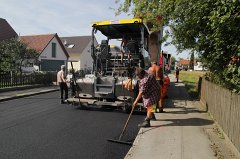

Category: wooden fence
[200, 78, 240, 152]
[0, 73, 57, 88]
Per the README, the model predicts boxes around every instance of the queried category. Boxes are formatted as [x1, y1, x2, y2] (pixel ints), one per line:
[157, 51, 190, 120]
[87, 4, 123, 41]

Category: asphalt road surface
[0, 92, 145, 159]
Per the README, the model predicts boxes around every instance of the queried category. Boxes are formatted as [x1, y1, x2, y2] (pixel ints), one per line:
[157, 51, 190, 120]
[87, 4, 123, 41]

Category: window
[52, 43, 56, 57]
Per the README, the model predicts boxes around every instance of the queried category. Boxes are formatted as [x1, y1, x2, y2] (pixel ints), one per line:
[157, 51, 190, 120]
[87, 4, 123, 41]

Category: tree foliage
[189, 52, 194, 70]
[171, 55, 176, 69]
[115, 0, 164, 31]
[0, 38, 39, 73]
[116, 0, 240, 93]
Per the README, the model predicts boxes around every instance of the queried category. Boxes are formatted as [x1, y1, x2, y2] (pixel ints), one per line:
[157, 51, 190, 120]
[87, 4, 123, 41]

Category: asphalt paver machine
[67, 19, 150, 112]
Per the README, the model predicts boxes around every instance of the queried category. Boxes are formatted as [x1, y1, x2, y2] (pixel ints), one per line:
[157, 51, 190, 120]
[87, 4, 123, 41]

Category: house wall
[68, 54, 80, 71]
[194, 62, 203, 71]
[79, 42, 93, 71]
[39, 37, 68, 71]
[67, 37, 97, 72]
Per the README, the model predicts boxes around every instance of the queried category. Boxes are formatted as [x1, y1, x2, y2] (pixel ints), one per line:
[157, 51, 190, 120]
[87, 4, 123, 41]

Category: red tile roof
[179, 59, 190, 65]
[179, 59, 196, 65]
[0, 18, 18, 41]
[20, 34, 55, 53]
[20, 33, 69, 57]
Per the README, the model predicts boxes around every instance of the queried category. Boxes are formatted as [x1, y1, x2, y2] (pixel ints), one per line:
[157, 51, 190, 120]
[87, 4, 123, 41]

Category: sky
[0, 0, 189, 60]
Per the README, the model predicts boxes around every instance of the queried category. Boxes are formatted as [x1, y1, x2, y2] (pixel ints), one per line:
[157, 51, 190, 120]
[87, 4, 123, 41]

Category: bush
[205, 63, 240, 94]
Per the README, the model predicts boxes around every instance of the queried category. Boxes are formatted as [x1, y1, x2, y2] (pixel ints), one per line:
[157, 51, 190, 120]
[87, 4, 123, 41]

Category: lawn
[179, 70, 206, 99]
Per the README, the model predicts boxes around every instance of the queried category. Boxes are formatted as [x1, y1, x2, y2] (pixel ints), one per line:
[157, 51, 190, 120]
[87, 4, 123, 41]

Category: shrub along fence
[200, 78, 240, 153]
[0, 72, 57, 88]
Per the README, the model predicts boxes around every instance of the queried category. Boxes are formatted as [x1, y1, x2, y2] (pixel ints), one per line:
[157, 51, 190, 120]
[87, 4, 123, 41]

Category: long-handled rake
[107, 105, 135, 145]
[70, 61, 81, 107]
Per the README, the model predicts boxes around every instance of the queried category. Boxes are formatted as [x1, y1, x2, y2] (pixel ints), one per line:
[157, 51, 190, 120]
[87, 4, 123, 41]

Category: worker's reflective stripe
[147, 104, 156, 113]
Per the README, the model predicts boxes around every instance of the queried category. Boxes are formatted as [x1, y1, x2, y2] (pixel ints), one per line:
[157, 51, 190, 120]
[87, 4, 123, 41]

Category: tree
[115, 0, 164, 31]
[189, 52, 194, 70]
[0, 38, 39, 73]
[171, 56, 176, 69]
[116, 0, 240, 92]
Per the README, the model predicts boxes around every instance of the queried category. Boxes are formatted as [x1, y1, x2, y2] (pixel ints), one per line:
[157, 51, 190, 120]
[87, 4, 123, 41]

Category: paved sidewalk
[125, 74, 217, 159]
[0, 85, 59, 102]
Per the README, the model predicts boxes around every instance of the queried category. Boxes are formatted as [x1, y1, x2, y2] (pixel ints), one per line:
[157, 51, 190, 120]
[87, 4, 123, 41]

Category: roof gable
[0, 18, 18, 41]
[20, 33, 69, 57]
[20, 34, 55, 53]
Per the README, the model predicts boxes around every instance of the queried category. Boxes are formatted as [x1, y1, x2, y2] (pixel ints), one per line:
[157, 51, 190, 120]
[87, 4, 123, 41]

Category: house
[194, 61, 206, 71]
[178, 59, 190, 70]
[178, 59, 204, 71]
[0, 18, 18, 41]
[60, 36, 98, 72]
[20, 33, 69, 72]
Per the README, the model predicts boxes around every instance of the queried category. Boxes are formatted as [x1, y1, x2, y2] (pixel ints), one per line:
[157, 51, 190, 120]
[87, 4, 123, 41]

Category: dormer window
[67, 44, 75, 48]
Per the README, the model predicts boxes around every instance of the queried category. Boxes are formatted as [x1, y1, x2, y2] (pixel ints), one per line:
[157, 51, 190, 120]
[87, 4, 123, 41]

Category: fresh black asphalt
[0, 92, 145, 159]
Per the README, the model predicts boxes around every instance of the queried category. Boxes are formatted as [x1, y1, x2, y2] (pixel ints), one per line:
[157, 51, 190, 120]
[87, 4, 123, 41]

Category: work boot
[158, 107, 164, 113]
[139, 118, 150, 127]
[146, 114, 156, 121]
[151, 113, 156, 121]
